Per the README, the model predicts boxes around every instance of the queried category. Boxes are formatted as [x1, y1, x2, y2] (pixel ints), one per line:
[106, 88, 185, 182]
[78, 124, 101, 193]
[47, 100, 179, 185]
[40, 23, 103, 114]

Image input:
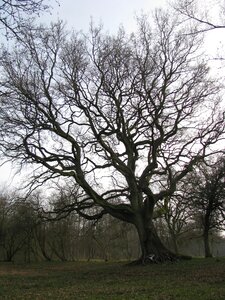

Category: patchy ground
[0, 258, 225, 299]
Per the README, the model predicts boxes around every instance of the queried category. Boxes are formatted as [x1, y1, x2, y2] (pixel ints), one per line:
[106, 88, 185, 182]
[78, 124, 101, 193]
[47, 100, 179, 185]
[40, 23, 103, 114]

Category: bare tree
[155, 193, 193, 255]
[0, 0, 51, 37]
[0, 192, 37, 262]
[185, 157, 225, 258]
[0, 12, 224, 263]
[173, 0, 225, 32]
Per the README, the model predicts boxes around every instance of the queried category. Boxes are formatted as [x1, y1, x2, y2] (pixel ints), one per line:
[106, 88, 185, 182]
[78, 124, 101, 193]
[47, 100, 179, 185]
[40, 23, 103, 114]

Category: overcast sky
[46, 0, 167, 32]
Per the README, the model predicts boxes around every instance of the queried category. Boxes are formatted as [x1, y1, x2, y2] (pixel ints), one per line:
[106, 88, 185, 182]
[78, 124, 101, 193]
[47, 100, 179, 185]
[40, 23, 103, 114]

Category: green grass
[0, 258, 225, 299]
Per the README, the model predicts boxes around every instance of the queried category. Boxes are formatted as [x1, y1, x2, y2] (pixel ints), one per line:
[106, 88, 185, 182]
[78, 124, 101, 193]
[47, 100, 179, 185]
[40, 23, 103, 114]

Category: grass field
[0, 258, 225, 299]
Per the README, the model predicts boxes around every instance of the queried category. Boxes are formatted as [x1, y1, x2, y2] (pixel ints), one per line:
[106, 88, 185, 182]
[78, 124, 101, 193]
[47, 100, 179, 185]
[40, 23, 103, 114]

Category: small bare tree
[185, 157, 225, 257]
[155, 193, 193, 254]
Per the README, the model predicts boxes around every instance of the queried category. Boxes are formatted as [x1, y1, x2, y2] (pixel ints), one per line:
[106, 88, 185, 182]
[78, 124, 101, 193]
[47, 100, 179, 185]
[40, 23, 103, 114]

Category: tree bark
[203, 211, 213, 258]
[134, 216, 181, 264]
[203, 230, 212, 258]
[171, 233, 179, 255]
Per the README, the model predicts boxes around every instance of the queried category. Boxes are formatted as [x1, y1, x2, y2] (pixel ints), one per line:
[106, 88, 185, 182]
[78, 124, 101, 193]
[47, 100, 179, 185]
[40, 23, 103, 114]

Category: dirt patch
[0, 268, 45, 276]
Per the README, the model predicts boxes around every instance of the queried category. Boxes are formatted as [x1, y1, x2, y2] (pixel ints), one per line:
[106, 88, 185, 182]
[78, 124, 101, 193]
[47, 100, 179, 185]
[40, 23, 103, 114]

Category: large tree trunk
[203, 213, 213, 258]
[203, 229, 212, 258]
[134, 216, 180, 264]
[170, 232, 179, 255]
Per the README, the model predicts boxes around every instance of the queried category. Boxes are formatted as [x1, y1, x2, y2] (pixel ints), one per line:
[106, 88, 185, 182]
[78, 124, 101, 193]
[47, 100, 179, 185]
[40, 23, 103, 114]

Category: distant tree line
[0, 191, 139, 262]
[0, 156, 224, 263]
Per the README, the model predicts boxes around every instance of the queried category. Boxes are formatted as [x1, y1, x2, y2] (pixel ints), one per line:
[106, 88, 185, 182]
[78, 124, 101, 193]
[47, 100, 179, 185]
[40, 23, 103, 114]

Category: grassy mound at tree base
[0, 258, 225, 299]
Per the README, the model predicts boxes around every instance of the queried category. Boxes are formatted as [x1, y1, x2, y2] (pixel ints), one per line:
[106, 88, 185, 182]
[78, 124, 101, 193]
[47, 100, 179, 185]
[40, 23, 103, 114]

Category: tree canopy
[0, 12, 224, 263]
[0, 0, 51, 37]
[187, 157, 225, 257]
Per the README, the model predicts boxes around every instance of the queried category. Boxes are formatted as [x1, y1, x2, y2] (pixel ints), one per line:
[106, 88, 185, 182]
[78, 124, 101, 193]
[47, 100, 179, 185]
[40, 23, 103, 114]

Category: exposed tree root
[128, 253, 192, 266]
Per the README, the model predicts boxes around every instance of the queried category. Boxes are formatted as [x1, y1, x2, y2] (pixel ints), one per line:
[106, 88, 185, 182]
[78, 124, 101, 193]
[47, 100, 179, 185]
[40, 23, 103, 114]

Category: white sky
[46, 0, 167, 33]
[0, 0, 224, 189]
